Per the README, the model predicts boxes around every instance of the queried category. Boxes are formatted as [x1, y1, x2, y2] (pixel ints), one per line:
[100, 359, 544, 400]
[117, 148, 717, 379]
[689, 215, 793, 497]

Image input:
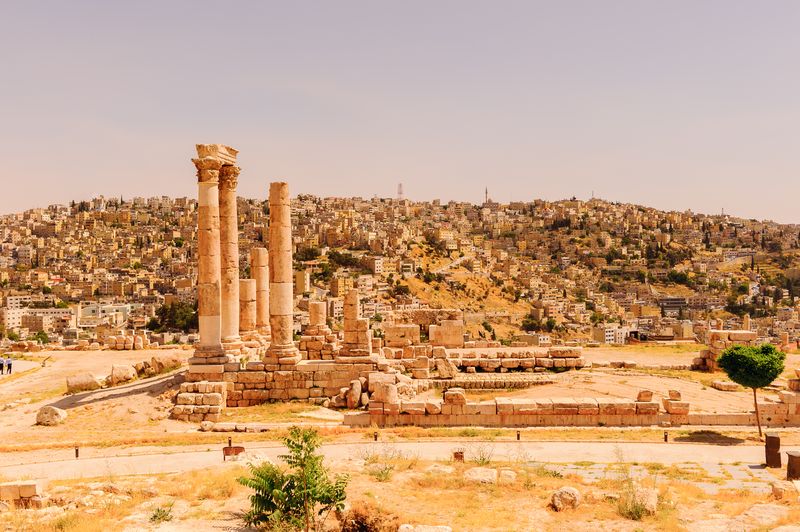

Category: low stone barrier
[0, 480, 47, 509]
[349, 387, 673, 428]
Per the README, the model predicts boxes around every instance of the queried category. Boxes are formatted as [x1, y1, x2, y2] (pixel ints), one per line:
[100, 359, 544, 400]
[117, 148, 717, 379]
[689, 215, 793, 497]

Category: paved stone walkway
[1, 439, 797, 491]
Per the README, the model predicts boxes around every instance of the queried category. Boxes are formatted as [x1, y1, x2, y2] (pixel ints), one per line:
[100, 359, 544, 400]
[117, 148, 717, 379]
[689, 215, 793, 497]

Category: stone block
[635, 402, 660, 415]
[636, 390, 653, 402]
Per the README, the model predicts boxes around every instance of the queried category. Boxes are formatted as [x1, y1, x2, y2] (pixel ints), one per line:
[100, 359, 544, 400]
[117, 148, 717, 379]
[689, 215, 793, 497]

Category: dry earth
[2, 346, 800, 531]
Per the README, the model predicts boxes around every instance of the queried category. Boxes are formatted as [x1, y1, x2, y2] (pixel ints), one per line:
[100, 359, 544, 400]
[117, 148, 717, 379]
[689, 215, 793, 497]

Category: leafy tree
[327, 250, 360, 269]
[149, 301, 198, 332]
[238, 427, 348, 530]
[7, 331, 20, 341]
[521, 312, 542, 332]
[718, 344, 785, 438]
[32, 331, 49, 344]
[391, 284, 411, 297]
[296, 247, 321, 262]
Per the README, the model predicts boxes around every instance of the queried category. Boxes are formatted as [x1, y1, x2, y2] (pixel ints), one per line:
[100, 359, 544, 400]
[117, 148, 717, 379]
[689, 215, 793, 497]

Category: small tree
[718, 344, 785, 438]
[238, 427, 348, 530]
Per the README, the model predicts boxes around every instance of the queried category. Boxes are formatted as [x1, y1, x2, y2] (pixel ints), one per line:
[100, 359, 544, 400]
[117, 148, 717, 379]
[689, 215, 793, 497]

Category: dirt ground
[2, 346, 800, 530]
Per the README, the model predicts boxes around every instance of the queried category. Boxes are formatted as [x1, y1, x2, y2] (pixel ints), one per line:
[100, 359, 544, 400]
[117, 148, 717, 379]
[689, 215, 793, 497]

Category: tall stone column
[267, 182, 299, 363]
[219, 165, 241, 344]
[239, 279, 257, 334]
[193, 154, 224, 357]
[251, 247, 271, 338]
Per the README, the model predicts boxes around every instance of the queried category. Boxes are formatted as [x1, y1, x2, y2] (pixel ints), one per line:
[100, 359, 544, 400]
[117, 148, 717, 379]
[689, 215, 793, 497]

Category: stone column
[239, 279, 257, 334]
[309, 301, 327, 328]
[251, 247, 271, 337]
[267, 182, 299, 363]
[193, 153, 224, 356]
[219, 165, 241, 344]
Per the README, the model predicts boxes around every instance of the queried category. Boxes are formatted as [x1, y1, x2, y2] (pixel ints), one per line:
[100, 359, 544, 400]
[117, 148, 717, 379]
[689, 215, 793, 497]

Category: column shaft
[219, 165, 241, 343]
[194, 157, 223, 353]
[251, 247, 271, 335]
[239, 279, 257, 333]
[267, 182, 298, 360]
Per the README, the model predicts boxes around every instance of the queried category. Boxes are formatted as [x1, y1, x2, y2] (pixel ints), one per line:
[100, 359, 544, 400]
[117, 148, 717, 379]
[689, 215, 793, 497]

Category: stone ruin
[173, 144, 731, 429]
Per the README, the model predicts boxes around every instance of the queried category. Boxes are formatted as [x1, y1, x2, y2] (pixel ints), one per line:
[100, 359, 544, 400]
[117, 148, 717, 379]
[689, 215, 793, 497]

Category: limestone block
[779, 391, 800, 404]
[728, 330, 757, 342]
[66, 373, 102, 394]
[636, 390, 653, 402]
[635, 402, 660, 415]
[36, 406, 67, 426]
[548, 347, 581, 358]
[347, 379, 362, 409]
[110, 365, 137, 386]
[0, 483, 20, 501]
[425, 401, 442, 415]
[663, 400, 690, 415]
[495, 397, 514, 414]
[550, 487, 581, 511]
[368, 371, 396, 392]
[443, 388, 467, 405]
[373, 382, 399, 405]
[435, 358, 458, 379]
[464, 467, 497, 484]
[711, 380, 739, 392]
[400, 401, 426, 415]
[576, 398, 599, 415]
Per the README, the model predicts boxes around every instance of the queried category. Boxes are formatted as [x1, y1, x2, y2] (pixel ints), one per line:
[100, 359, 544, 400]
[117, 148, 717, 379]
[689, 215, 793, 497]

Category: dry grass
[219, 400, 318, 423]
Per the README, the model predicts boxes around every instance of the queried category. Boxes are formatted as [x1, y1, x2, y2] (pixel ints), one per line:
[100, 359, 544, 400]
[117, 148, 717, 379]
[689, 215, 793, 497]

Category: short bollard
[516, 431, 521, 441]
[664, 431, 668, 443]
[75, 447, 79, 459]
[765, 433, 781, 468]
[228, 437, 232, 448]
[786, 450, 800, 480]
[374, 431, 378, 442]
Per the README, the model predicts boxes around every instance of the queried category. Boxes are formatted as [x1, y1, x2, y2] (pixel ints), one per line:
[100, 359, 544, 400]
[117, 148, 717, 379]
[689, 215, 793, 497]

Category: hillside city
[1, 192, 798, 351]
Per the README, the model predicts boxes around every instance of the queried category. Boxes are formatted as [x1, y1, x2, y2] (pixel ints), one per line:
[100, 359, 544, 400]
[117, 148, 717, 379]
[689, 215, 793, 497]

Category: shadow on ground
[45, 370, 184, 411]
[674, 430, 746, 445]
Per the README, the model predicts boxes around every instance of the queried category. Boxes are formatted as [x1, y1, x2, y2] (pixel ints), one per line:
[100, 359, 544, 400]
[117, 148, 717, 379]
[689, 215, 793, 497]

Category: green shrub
[238, 426, 348, 530]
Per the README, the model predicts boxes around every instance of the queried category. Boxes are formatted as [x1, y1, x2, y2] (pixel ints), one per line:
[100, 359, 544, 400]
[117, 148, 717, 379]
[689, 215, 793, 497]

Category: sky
[1, 1, 798, 223]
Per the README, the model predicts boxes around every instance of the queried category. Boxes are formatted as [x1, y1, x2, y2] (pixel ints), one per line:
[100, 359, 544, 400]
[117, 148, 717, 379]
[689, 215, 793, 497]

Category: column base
[194, 344, 225, 357]
[222, 339, 245, 355]
[265, 344, 300, 365]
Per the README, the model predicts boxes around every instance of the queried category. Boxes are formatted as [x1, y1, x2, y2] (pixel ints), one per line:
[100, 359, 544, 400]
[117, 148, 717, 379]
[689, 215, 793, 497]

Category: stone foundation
[694, 329, 758, 371]
[224, 360, 379, 406]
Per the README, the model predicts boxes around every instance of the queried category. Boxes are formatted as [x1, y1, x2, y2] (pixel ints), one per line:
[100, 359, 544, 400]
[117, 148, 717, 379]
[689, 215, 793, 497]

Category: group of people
[2, 356, 12, 375]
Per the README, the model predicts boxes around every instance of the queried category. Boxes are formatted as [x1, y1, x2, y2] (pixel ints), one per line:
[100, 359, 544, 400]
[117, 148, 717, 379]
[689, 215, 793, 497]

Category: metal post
[664, 431, 668, 442]
[374, 431, 378, 442]
[75, 447, 79, 459]
[228, 437, 232, 448]
[517, 430, 521, 441]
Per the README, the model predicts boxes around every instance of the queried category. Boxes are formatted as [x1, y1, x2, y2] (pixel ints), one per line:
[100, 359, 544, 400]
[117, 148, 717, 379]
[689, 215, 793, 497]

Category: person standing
[4, 356, 10, 375]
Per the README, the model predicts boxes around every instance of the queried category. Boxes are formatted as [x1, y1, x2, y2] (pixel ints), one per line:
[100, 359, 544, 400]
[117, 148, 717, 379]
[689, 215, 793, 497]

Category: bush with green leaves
[718, 343, 785, 437]
[238, 427, 349, 531]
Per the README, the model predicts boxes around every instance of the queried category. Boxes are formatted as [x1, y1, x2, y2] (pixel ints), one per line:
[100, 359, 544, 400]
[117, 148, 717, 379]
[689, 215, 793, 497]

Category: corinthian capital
[192, 156, 224, 183]
[219, 165, 241, 190]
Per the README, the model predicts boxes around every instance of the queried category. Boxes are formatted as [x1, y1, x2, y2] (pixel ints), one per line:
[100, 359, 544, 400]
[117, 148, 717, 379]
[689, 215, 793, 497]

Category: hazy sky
[1, 1, 798, 222]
